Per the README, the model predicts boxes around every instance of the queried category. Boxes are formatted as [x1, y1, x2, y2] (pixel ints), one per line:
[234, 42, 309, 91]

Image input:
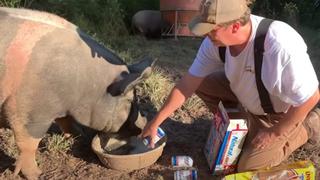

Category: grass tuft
[45, 134, 74, 153]
[0, 129, 18, 158]
[138, 66, 206, 120]
[140, 68, 174, 110]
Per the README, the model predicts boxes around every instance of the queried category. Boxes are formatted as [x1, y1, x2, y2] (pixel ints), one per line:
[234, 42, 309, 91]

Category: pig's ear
[107, 66, 152, 96]
[128, 56, 156, 73]
[107, 57, 156, 96]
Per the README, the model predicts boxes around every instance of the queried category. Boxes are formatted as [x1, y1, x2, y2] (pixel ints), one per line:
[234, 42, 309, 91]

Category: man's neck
[229, 20, 252, 56]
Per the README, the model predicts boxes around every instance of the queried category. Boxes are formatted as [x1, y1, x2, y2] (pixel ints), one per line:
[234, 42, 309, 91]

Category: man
[141, 0, 320, 171]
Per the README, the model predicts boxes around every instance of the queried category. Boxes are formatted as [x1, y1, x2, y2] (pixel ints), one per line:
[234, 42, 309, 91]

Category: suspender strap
[254, 18, 275, 113]
[218, 18, 275, 114]
[219, 46, 226, 63]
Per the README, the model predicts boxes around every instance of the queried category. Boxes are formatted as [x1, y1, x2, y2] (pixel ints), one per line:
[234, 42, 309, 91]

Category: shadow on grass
[45, 118, 101, 165]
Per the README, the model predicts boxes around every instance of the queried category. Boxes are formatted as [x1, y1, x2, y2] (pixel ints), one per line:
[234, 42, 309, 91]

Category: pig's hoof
[14, 160, 42, 180]
[23, 168, 42, 180]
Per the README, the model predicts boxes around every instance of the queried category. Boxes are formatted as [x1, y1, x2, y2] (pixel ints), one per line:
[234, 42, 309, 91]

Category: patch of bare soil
[1, 38, 319, 180]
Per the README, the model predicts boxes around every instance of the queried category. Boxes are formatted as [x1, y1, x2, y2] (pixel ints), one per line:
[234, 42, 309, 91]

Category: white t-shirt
[189, 15, 319, 115]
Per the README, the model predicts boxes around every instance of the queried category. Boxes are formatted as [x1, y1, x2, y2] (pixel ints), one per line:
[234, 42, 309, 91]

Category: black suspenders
[218, 18, 275, 114]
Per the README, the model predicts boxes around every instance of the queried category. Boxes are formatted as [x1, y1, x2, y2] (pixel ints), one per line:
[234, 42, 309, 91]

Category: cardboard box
[204, 102, 248, 175]
[223, 161, 316, 180]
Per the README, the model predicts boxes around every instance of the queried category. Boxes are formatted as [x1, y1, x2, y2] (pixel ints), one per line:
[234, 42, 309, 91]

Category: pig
[0, 7, 154, 179]
[131, 10, 170, 39]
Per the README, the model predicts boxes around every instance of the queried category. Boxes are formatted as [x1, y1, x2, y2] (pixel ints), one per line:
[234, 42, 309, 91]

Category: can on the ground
[171, 156, 193, 168]
[174, 169, 197, 180]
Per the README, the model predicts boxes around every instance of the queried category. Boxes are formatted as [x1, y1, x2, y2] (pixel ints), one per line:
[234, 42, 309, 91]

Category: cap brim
[188, 16, 218, 36]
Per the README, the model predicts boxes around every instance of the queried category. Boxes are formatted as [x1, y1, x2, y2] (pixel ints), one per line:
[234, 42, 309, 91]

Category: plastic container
[91, 133, 166, 171]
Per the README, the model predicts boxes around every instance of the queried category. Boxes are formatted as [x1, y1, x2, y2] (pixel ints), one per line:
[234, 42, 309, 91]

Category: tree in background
[251, 0, 320, 28]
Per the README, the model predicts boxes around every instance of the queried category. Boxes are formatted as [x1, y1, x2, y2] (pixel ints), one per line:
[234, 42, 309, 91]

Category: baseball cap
[189, 0, 249, 36]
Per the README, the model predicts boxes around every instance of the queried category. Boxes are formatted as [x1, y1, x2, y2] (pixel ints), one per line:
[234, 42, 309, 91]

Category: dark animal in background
[0, 7, 154, 179]
[131, 10, 170, 39]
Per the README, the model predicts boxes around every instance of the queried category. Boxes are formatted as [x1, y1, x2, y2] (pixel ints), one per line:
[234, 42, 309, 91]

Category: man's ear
[232, 22, 240, 33]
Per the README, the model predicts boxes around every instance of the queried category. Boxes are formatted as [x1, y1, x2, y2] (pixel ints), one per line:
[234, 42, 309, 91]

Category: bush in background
[29, 0, 128, 46]
[0, 0, 130, 47]
[0, 0, 33, 8]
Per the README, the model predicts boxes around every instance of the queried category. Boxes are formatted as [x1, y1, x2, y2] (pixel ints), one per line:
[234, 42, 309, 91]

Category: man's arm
[140, 72, 205, 147]
[253, 89, 320, 149]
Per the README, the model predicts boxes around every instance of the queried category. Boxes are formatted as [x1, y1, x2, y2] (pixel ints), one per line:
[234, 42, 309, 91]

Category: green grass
[45, 134, 74, 154]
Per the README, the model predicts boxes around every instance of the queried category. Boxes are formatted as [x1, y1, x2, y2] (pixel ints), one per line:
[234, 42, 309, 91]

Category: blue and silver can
[143, 127, 165, 146]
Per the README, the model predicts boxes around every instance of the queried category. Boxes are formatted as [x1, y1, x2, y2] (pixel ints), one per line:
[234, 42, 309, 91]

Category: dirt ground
[1, 112, 319, 180]
[0, 37, 319, 180]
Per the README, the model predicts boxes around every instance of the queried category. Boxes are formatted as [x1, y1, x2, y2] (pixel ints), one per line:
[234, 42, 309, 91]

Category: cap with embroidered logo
[189, 0, 249, 36]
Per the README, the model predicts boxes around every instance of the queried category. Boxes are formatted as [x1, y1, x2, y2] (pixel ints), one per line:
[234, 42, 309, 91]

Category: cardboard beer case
[204, 102, 248, 175]
[223, 161, 316, 180]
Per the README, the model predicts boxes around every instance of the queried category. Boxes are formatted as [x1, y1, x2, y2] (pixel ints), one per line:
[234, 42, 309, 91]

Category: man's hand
[251, 128, 280, 150]
[139, 120, 158, 148]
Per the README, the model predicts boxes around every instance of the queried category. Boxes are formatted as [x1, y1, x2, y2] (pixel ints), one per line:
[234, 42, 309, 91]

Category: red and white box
[204, 102, 248, 175]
